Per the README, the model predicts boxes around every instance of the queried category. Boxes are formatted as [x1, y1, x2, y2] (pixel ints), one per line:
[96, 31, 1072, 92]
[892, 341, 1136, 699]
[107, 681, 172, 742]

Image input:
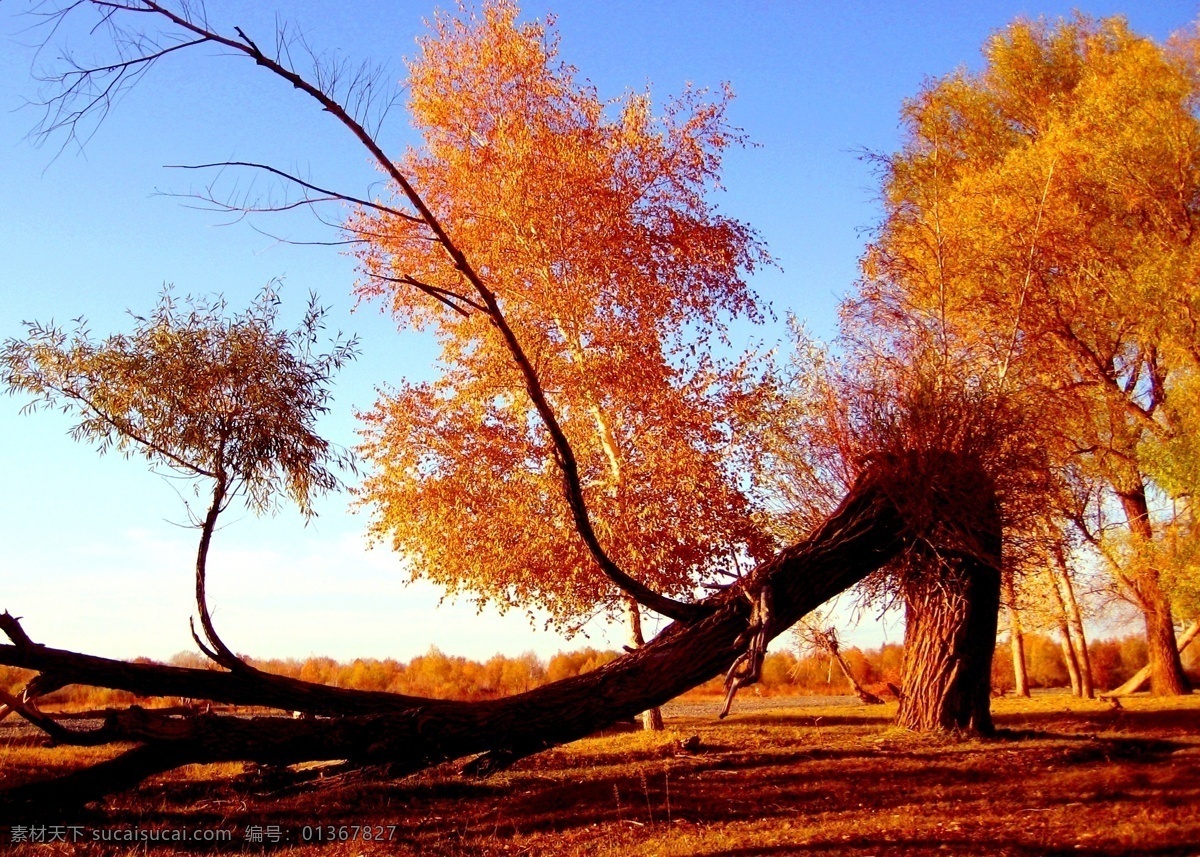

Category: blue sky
[0, 1, 1194, 663]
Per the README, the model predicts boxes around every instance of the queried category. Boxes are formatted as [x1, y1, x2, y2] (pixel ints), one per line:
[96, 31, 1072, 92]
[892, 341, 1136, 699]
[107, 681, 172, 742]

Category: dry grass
[3, 693, 1199, 855]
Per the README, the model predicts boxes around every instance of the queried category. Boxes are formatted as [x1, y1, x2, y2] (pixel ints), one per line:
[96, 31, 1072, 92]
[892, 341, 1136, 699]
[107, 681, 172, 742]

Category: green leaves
[2, 285, 358, 518]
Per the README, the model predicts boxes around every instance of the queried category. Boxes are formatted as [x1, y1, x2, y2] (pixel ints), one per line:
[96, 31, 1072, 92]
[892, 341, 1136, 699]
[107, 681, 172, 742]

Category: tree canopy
[2, 287, 356, 516]
[2, 286, 358, 666]
[353, 0, 772, 628]
[854, 14, 1200, 693]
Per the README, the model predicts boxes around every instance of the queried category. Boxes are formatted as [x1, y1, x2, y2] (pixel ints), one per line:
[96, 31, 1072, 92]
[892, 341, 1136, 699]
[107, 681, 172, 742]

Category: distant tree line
[4, 636, 1194, 712]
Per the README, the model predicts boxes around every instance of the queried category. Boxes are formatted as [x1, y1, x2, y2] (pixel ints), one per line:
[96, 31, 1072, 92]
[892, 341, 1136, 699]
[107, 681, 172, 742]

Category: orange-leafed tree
[352, 0, 772, 727]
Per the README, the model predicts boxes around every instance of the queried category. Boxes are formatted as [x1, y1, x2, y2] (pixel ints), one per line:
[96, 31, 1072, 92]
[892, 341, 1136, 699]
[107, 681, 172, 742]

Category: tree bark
[1058, 621, 1082, 696]
[1044, 565, 1082, 695]
[895, 485, 1002, 735]
[1118, 486, 1190, 695]
[1054, 554, 1093, 698]
[1102, 620, 1199, 697]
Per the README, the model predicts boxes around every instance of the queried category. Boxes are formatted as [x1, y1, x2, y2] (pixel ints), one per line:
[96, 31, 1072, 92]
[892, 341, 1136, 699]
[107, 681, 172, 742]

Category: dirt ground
[2, 692, 1198, 856]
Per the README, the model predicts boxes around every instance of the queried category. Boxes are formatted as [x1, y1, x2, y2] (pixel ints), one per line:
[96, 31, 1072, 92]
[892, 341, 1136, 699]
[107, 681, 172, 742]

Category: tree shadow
[6, 713, 1198, 854]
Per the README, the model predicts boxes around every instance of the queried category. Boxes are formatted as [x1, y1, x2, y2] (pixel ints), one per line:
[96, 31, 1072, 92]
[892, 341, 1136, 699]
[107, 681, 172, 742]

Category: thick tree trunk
[0, 461, 924, 812]
[1141, 588, 1190, 695]
[896, 493, 1002, 735]
[2, 455, 1007, 812]
[1003, 575, 1030, 697]
[1118, 487, 1190, 695]
[625, 600, 664, 731]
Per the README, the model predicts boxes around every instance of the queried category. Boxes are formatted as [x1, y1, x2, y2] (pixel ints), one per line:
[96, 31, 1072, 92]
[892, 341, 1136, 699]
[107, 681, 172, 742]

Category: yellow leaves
[865, 14, 1200, 391]
[850, 14, 1200, 622]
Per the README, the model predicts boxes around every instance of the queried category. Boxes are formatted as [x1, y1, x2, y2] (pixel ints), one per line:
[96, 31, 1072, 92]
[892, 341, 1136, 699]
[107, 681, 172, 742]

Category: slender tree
[1, 287, 357, 668]
[1002, 574, 1031, 698]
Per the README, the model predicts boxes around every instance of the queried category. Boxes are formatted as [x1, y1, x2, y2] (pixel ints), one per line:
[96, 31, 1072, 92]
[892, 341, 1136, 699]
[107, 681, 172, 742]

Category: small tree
[793, 614, 884, 705]
[1, 287, 357, 668]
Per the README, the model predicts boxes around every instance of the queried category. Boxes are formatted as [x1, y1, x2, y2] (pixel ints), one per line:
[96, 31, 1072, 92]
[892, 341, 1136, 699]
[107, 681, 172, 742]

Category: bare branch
[165, 161, 425, 225]
[367, 273, 488, 317]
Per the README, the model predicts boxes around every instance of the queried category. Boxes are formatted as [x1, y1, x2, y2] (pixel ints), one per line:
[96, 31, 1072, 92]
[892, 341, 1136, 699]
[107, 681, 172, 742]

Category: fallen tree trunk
[1101, 620, 1199, 698]
[1, 457, 985, 812]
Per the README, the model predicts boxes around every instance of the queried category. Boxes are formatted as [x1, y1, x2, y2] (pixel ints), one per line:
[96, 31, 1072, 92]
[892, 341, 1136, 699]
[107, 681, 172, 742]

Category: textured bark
[895, 477, 1002, 734]
[1141, 591, 1190, 695]
[1, 461, 919, 812]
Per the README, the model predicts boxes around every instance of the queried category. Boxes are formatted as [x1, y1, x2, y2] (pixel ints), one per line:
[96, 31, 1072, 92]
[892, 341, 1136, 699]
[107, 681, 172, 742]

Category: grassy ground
[2, 693, 1199, 855]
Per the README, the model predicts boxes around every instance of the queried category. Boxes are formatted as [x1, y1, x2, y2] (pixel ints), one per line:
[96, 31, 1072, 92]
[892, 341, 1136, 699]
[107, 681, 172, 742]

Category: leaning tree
[0, 0, 1003, 813]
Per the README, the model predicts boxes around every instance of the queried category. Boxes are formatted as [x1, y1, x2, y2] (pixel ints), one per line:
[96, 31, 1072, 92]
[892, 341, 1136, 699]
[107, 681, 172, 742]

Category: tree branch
[165, 161, 424, 225]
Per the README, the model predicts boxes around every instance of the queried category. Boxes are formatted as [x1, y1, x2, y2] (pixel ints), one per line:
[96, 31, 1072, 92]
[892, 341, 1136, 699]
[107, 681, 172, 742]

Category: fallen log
[1100, 620, 1199, 698]
[2, 456, 984, 812]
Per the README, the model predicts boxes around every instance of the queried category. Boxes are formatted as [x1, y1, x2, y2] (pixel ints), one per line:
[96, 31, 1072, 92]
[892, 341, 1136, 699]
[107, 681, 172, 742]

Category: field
[2, 693, 1199, 856]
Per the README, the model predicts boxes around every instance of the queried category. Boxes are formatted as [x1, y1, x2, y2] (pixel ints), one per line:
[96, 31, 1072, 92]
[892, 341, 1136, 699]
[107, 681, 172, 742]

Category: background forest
[3, 631, 1196, 710]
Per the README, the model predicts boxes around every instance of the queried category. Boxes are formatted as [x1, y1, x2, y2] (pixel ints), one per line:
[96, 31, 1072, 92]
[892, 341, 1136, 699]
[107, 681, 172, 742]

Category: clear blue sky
[0, 1, 1193, 663]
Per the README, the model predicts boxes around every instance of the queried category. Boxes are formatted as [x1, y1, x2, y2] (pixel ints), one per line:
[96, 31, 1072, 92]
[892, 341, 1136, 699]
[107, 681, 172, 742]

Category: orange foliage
[352, 0, 770, 628]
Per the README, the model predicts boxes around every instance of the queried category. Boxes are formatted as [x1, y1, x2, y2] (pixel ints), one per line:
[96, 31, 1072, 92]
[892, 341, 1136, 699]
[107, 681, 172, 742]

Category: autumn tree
[1, 287, 357, 670]
[352, 1, 771, 727]
[0, 0, 1001, 810]
[858, 15, 1200, 695]
[761, 300, 1064, 732]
